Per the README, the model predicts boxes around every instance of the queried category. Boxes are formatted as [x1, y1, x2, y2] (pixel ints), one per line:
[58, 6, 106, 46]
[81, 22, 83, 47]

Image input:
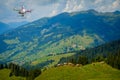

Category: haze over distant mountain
[0, 22, 11, 35]
[0, 9, 120, 66]
[0, 21, 28, 35]
[8, 21, 28, 28]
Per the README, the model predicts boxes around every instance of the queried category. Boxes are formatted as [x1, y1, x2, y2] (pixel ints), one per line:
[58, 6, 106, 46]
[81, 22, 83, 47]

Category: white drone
[14, 6, 32, 17]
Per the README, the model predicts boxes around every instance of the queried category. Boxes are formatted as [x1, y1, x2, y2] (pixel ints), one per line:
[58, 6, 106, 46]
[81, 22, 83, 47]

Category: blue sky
[0, 0, 120, 23]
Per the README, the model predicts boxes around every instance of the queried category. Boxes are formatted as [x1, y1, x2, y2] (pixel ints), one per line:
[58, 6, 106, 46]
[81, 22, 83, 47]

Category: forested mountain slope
[0, 10, 120, 66]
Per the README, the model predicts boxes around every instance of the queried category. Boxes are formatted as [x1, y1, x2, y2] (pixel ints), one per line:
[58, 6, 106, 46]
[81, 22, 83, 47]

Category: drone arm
[26, 10, 32, 13]
[13, 8, 19, 11]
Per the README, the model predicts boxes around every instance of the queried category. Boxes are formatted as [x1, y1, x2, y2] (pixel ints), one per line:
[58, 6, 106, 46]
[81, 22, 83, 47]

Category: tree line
[0, 63, 41, 80]
[58, 39, 120, 69]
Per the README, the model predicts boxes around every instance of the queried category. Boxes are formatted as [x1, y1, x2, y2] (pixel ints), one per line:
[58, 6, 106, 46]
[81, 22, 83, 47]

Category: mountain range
[0, 9, 120, 66]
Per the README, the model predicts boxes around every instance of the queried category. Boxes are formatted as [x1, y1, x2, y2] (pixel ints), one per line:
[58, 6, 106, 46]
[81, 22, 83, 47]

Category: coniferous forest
[0, 63, 41, 80]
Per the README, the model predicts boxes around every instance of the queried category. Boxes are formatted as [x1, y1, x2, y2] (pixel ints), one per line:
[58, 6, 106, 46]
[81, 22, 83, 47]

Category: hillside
[25, 52, 75, 69]
[0, 10, 120, 66]
[58, 39, 120, 64]
[35, 62, 120, 80]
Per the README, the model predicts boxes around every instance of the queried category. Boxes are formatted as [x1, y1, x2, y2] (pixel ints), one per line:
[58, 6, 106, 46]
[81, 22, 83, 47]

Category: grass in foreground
[0, 69, 25, 80]
[35, 62, 120, 80]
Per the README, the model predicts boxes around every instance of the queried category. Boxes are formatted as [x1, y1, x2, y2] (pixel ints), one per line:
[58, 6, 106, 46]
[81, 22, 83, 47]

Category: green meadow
[35, 62, 120, 80]
[0, 69, 25, 80]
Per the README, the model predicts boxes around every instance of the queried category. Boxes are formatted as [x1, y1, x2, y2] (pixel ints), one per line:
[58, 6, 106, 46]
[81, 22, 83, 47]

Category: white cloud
[97, 0, 120, 12]
[112, 0, 120, 8]
[49, 10, 58, 16]
[62, 0, 84, 12]
[62, 0, 71, 12]
[94, 0, 103, 4]
[49, 3, 60, 16]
